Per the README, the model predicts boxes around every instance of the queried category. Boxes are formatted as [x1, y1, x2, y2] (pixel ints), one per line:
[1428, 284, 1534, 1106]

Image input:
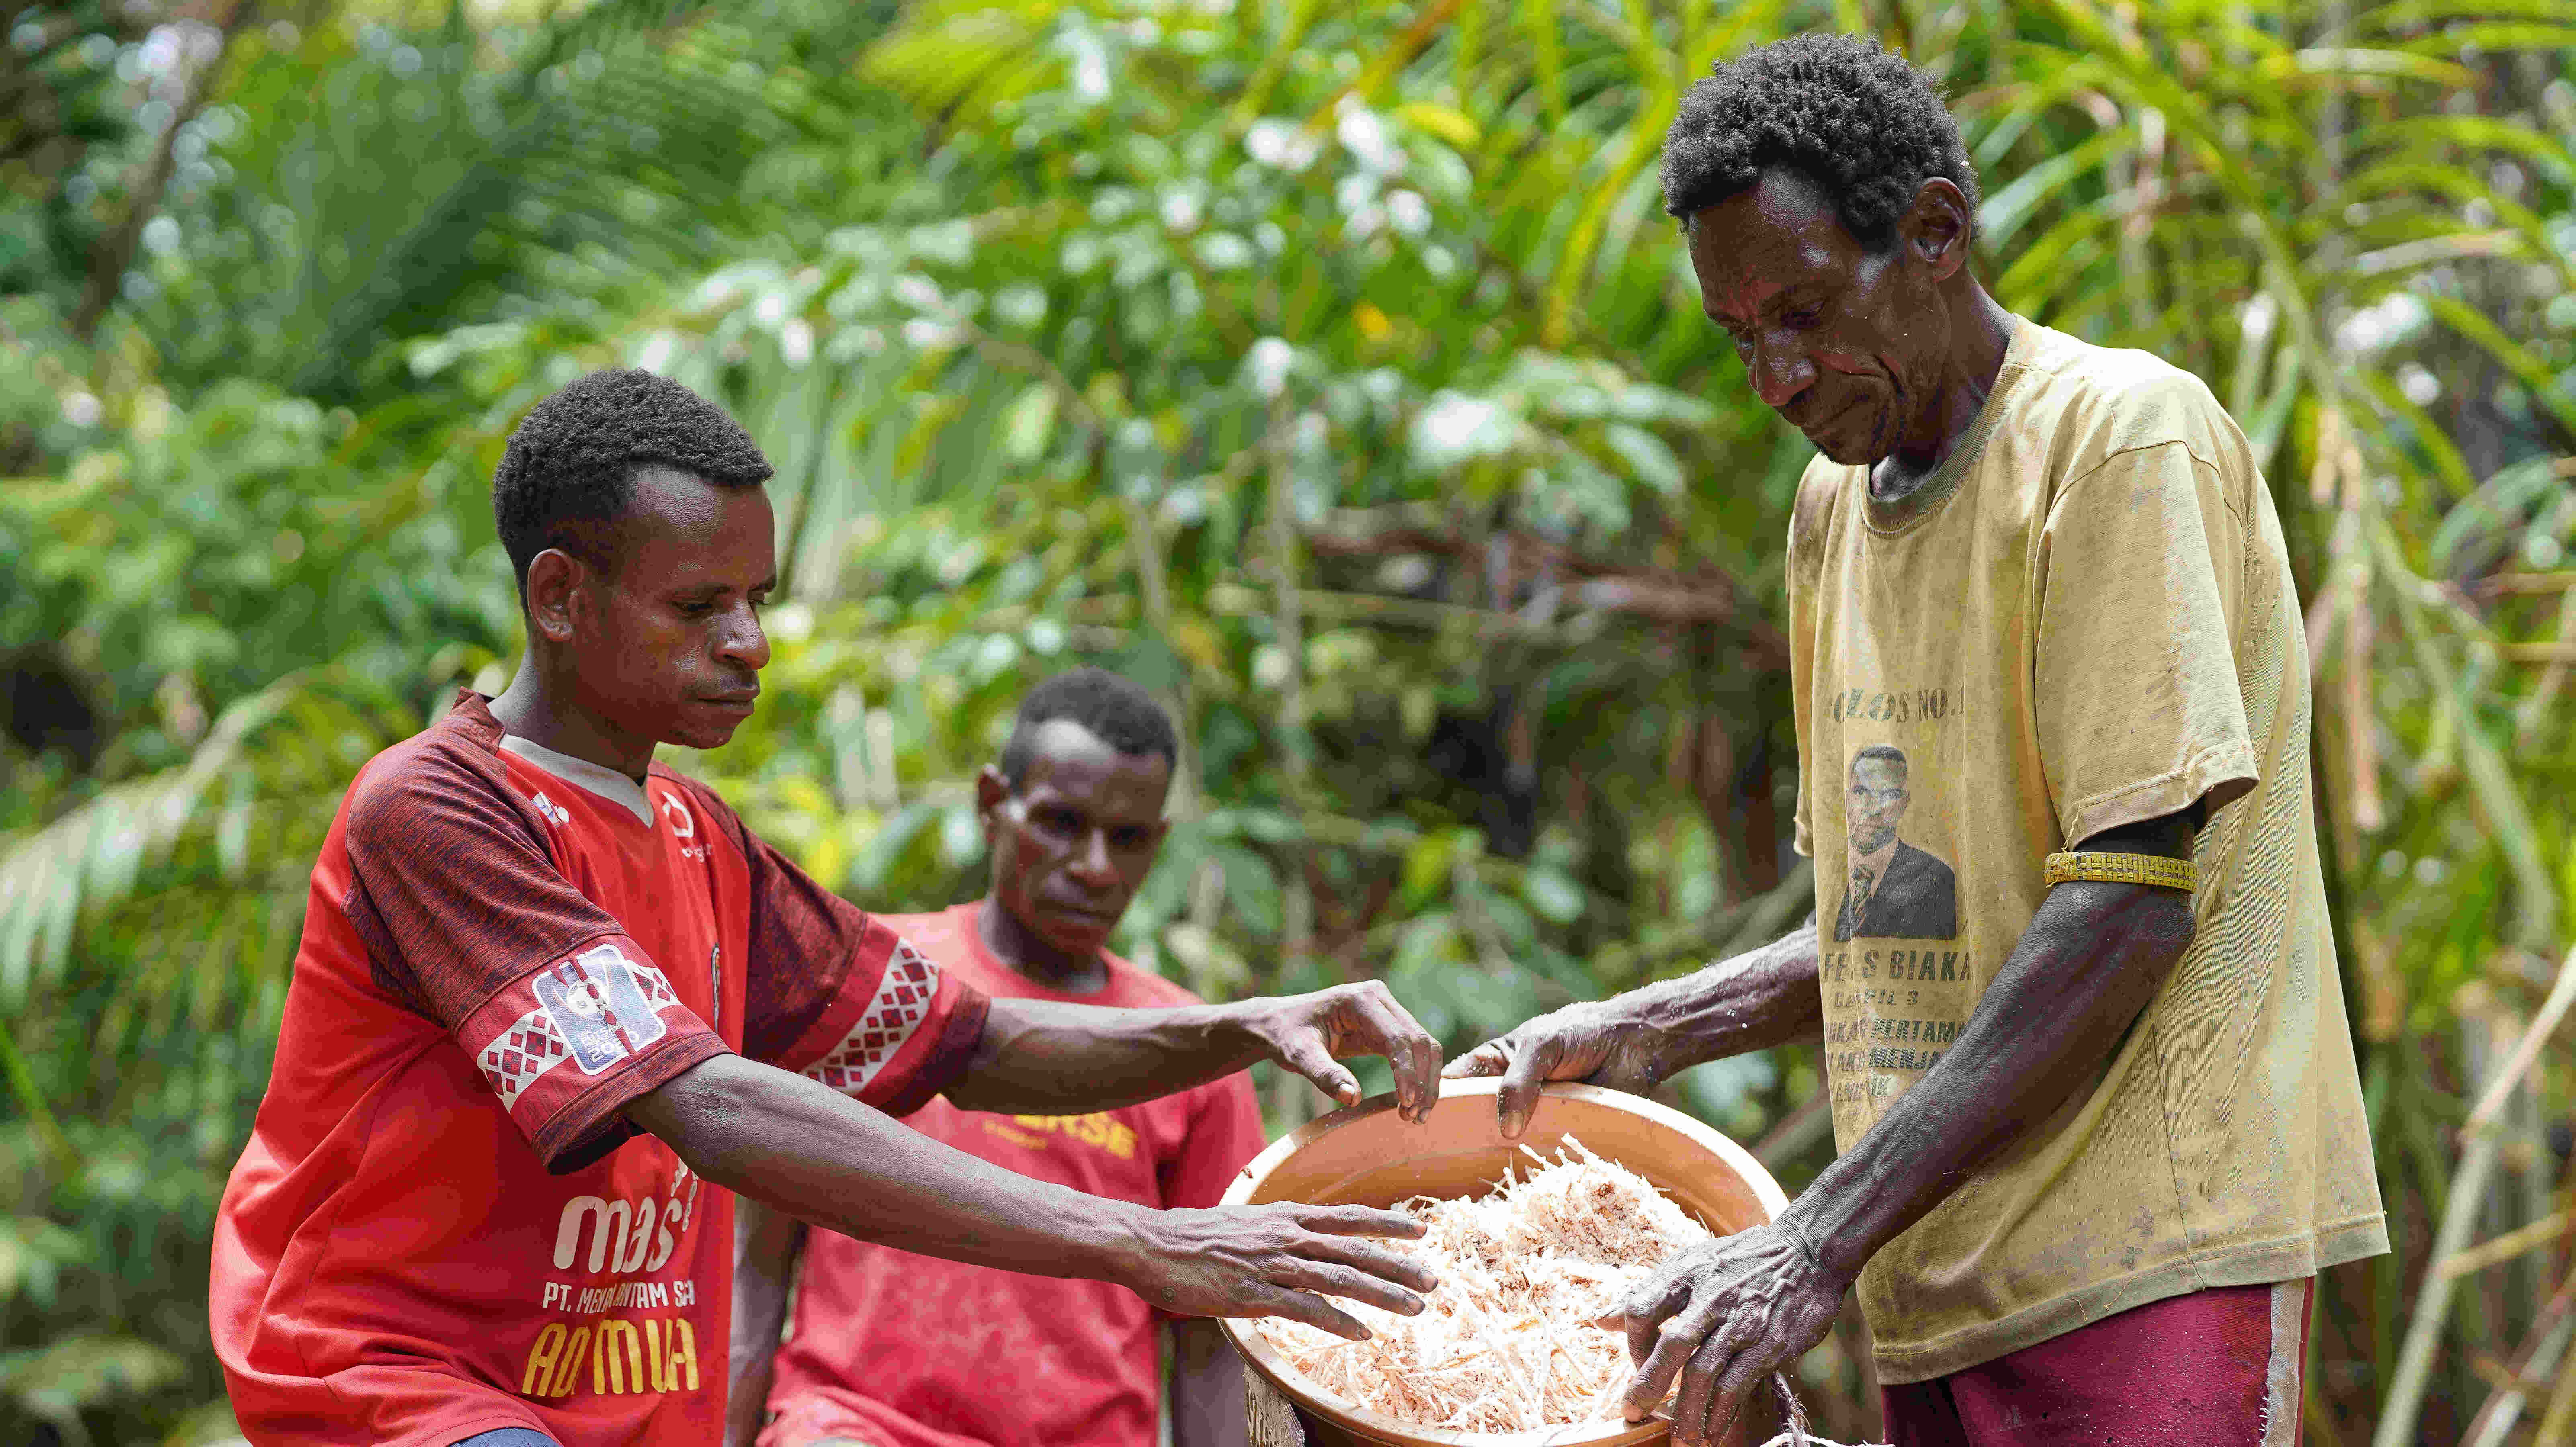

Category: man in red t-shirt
[730, 669, 1269, 1447]
[210, 371, 1447, 1447]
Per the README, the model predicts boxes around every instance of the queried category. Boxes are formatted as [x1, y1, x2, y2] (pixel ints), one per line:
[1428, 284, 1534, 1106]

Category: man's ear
[974, 765, 1011, 838]
[1900, 178, 1974, 282]
[522, 548, 587, 645]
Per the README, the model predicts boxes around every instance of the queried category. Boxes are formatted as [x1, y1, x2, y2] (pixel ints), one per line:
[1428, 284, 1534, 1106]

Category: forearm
[632, 1054, 1142, 1281]
[725, 1195, 807, 1447]
[1624, 917, 1826, 1074]
[1777, 882, 2195, 1277]
[944, 998, 1263, 1114]
[1168, 1319, 1249, 1447]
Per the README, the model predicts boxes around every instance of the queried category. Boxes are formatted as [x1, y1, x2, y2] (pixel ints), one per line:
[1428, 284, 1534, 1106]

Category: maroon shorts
[1881, 1279, 2312, 1447]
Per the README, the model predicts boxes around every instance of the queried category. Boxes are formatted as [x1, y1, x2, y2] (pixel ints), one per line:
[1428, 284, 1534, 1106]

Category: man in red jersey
[730, 668, 1267, 1447]
[210, 370, 1445, 1447]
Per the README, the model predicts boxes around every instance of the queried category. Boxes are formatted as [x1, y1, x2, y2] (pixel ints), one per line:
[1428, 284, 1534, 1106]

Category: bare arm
[948, 981, 1442, 1122]
[627, 1055, 1436, 1340]
[1445, 918, 1825, 1136]
[1610, 812, 2201, 1447]
[1168, 1318, 1249, 1447]
[725, 1194, 808, 1447]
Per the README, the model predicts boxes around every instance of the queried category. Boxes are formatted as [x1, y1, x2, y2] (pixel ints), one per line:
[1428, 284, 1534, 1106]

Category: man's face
[566, 466, 775, 751]
[1686, 172, 1951, 467]
[983, 719, 1172, 959]
[1848, 757, 1910, 854]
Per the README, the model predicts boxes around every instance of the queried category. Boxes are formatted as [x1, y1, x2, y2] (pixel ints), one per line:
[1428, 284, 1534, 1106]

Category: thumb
[1442, 1040, 1508, 1079]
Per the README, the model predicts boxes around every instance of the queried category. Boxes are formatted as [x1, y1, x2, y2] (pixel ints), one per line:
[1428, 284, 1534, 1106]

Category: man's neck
[975, 899, 1111, 996]
[487, 660, 655, 782]
[1870, 284, 2018, 502]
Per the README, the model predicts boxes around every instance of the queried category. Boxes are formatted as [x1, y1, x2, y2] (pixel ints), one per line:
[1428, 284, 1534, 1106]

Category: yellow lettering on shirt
[548, 1325, 592, 1398]
[514, 1316, 703, 1400]
[521, 1324, 565, 1396]
[998, 1112, 1137, 1160]
[594, 1318, 644, 1395]
[667, 1318, 699, 1390]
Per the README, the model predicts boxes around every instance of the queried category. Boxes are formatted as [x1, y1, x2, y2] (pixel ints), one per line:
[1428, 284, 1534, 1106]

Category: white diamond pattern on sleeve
[803, 940, 941, 1096]
[478, 1006, 572, 1110]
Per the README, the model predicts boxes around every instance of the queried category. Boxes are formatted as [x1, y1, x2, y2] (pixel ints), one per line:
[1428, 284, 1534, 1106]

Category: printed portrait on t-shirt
[1832, 744, 1958, 942]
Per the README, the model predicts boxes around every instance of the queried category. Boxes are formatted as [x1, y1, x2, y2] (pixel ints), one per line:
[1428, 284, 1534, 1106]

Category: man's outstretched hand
[1244, 980, 1445, 1122]
[1600, 1223, 1847, 1447]
[1115, 1199, 1440, 1340]
[1442, 1000, 1677, 1138]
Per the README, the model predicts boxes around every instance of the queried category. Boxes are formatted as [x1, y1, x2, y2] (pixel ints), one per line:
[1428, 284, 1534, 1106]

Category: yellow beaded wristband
[2043, 851, 2198, 892]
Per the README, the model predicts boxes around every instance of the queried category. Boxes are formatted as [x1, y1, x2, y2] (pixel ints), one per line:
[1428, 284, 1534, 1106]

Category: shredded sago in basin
[1254, 1138, 1711, 1437]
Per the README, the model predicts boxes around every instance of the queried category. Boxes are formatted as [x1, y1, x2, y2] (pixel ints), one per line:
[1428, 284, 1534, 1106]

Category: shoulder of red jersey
[342, 692, 546, 853]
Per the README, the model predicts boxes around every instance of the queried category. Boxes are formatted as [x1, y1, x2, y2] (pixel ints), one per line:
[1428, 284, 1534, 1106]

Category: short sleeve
[342, 754, 727, 1171]
[2034, 439, 2260, 845]
[1159, 1073, 1269, 1211]
[684, 784, 989, 1116]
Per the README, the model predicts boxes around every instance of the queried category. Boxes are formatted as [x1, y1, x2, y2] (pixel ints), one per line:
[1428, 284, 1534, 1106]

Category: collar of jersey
[1861, 314, 2037, 538]
[499, 733, 656, 827]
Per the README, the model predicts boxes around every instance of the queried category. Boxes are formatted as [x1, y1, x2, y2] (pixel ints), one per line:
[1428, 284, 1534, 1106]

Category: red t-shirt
[211, 694, 990, 1447]
[761, 902, 1267, 1447]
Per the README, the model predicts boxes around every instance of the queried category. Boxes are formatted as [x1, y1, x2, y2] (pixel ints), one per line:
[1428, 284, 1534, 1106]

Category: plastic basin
[1218, 1077, 1790, 1447]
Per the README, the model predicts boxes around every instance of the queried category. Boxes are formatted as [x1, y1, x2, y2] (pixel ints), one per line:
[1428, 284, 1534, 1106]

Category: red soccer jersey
[211, 693, 990, 1447]
[760, 902, 1268, 1447]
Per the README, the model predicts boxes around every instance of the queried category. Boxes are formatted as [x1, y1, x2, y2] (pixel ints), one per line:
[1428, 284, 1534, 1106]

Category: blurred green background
[2, 0, 2571, 1441]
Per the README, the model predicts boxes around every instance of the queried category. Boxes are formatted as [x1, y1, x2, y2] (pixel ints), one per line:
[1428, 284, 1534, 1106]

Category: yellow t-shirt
[1785, 318, 2387, 1383]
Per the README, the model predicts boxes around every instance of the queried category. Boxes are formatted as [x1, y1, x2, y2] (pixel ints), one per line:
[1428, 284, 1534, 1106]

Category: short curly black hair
[1660, 34, 1978, 252]
[491, 369, 774, 591]
[999, 668, 1179, 786]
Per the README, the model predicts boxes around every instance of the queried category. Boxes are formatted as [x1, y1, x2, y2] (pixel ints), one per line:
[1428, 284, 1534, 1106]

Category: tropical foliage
[1, 0, 2570, 1443]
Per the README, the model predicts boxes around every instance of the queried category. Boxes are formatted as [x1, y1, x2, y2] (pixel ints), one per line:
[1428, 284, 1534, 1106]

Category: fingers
[1295, 1202, 1428, 1239]
[1669, 1310, 1758, 1447]
[1287, 1226, 1441, 1295]
[1270, 1255, 1428, 1317]
[1246, 1283, 1373, 1342]
[1396, 1019, 1443, 1122]
[1442, 1037, 1510, 1079]
[1621, 1287, 1728, 1420]
[1335, 982, 1443, 1121]
[1616, 1269, 1694, 1364]
[1279, 1030, 1365, 1108]
[1496, 1030, 1562, 1140]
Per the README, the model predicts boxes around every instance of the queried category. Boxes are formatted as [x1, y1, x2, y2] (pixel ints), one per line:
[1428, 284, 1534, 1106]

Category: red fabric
[1880, 1280, 2313, 1447]
[212, 693, 988, 1447]
[762, 903, 1269, 1447]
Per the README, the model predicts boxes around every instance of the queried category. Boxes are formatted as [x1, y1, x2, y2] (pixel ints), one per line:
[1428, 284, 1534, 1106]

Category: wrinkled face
[1848, 756, 1910, 854]
[1687, 172, 1952, 467]
[984, 720, 1172, 959]
[566, 466, 775, 751]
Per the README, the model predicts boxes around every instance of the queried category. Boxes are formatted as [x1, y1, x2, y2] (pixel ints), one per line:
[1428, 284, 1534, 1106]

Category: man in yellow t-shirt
[1448, 33, 2385, 1447]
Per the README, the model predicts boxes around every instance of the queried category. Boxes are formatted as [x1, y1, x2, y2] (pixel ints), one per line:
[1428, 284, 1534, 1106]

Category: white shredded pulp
[1254, 1138, 1712, 1439]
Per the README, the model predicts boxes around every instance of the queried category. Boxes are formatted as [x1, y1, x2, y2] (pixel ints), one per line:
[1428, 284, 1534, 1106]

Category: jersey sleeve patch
[801, 939, 939, 1096]
[461, 937, 711, 1141]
